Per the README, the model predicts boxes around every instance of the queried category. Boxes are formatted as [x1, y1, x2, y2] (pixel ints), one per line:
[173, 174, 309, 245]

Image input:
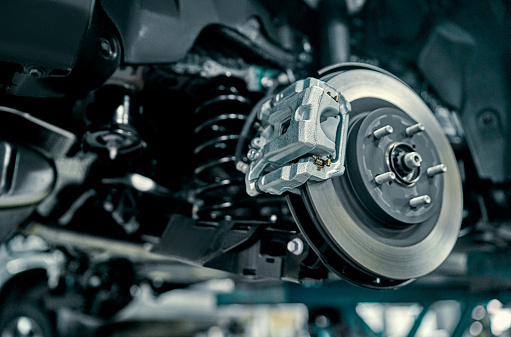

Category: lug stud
[373, 125, 393, 139]
[375, 172, 396, 185]
[405, 123, 425, 137]
[427, 164, 447, 177]
[409, 195, 431, 208]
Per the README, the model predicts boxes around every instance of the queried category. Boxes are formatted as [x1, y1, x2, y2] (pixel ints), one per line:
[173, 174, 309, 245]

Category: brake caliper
[245, 78, 350, 196]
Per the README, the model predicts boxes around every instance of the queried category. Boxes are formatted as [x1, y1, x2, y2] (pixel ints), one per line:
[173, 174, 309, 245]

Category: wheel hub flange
[345, 107, 444, 226]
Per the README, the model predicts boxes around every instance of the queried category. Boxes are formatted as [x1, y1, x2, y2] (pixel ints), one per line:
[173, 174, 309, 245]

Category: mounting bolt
[375, 172, 396, 185]
[427, 164, 447, 177]
[409, 195, 431, 208]
[405, 123, 425, 137]
[373, 125, 393, 139]
[287, 238, 304, 255]
[247, 149, 260, 161]
[28, 66, 44, 78]
[99, 37, 116, 60]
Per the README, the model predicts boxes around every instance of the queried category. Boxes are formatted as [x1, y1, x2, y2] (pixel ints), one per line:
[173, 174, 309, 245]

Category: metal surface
[299, 64, 462, 282]
[0, 107, 75, 241]
[419, 17, 511, 183]
[0, 0, 94, 76]
[0, 107, 76, 159]
[245, 78, 350, 196]
[99, 0, 301, 65]
[27, 223, 173, 262]
[0, 142, 55, 208]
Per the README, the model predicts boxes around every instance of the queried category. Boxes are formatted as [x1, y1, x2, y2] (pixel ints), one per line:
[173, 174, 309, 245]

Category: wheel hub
[345, 107, 444, 226]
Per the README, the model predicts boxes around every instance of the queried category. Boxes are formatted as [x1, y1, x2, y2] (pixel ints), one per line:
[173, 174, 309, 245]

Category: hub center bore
[387, 143, 422, 185]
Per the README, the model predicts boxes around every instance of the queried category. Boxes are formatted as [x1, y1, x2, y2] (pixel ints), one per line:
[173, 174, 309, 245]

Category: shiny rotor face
[289, 64, 463, 288]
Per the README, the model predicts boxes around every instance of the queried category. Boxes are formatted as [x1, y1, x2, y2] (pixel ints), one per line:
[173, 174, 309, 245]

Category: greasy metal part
[245, 78, 350, 196]
[293, 64, 462, 283]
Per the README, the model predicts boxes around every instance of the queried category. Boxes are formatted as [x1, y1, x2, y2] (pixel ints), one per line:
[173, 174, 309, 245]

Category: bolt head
[28, 67, 43, 78]
[287, 238, 304, 255]
[247, 149, 259, 161]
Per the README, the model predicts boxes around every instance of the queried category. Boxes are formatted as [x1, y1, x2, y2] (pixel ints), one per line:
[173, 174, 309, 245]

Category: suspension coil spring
[192, 85, 288, 225]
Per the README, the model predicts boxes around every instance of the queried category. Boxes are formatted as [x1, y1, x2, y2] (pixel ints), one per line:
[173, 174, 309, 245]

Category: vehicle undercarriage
[0, 0, 510, 334]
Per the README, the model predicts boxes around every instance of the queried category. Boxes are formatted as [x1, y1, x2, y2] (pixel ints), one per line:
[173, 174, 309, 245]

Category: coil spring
[192, 86, 289, 226]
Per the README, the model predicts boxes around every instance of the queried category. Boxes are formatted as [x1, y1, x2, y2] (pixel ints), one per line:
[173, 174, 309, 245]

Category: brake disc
[288, 63, 462, 288]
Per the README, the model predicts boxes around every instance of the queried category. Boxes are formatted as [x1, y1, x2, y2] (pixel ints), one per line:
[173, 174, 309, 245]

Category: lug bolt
[406, 123, 425, 137]
[427, 164, 447, 177]
[375, 172, 396, 185]
[287, 238, 304, 255]
[373, 125, 393, 139]
[409, 195, 431, 208]
[404, 152, 422, 169]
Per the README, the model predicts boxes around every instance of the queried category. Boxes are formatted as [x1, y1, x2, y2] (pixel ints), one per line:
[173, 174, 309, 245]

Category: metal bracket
[245, 77, 350, 196]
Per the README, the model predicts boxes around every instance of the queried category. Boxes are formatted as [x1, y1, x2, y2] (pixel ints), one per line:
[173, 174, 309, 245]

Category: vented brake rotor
[288, 64, 463, 288]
